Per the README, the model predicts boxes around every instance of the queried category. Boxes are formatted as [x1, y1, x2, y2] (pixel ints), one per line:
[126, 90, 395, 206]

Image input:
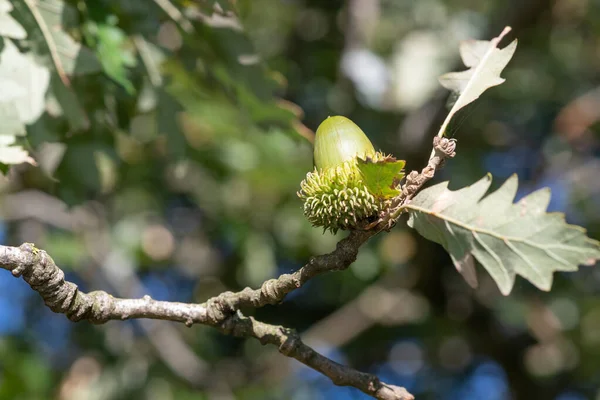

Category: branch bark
[208, 229, 374, 313]
[0, 242, 413, 400]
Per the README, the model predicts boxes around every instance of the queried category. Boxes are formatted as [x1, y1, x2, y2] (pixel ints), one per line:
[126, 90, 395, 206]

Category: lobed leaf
[437, 26, 517, 137]
[357, 156, 405, 200]
[405, 174, 600, 295]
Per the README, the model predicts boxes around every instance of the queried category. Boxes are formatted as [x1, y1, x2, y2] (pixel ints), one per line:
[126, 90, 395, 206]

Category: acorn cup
[298, 116, 392, 234]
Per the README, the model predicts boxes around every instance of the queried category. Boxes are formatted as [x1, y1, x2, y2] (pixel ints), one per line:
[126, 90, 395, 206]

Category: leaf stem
[22, 0, 70, 86]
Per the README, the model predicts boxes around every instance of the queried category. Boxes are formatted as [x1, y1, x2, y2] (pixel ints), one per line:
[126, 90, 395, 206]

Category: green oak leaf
[357, 155, 405, 199]
[405, 174, 600, 295]
[95, 23, 137, 93]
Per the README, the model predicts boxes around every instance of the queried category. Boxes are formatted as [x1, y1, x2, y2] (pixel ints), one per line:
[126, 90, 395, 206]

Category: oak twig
[369, 136, 456, 230]
[401, 136, 457, 203]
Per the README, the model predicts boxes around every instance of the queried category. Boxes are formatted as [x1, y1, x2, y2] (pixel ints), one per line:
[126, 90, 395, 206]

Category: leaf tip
[584, 257, 599, 266]
[453, 254, 479, 289]
[499, 286, 512, 296]
[508, 173, 519, 182]
[498, 278, 516, 295]
[500, 26, 512, 38]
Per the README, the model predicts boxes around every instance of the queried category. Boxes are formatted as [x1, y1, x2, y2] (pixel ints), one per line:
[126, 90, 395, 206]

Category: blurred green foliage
[0, 0, 599, 399]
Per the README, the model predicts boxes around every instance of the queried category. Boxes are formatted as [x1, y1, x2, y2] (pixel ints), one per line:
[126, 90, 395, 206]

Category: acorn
[314, 116, 376, 170]
[298, 116, 388, 233]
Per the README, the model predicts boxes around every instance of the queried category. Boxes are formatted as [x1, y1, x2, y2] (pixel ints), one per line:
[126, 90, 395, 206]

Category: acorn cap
[298, 158, 382, 233]
[314, 116, 376, 170]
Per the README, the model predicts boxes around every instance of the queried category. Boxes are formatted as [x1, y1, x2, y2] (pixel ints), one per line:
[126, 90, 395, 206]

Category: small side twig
[222, 311, 413, 400]
[374, 136, 456, 228]
[401, 136, 457, 203]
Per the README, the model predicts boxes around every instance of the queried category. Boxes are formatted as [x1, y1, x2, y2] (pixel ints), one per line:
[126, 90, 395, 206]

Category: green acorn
[298, 116, 388, 233]
[314, 116, 376, 170]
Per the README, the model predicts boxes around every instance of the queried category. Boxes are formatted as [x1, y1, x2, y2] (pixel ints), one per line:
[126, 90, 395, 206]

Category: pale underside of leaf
[0, 144, 35, 166]
[405, 174, 600, 295]
[0, 15, 26, 39]
[0, 0, 27, 39]
[0, 102, 26, 136]
[0, 39, 50, 124]
[12, 0, 102, 130]
[17, 0, 102, 86]
[437, 26, 517, 137]
[0, 135, 35, 166]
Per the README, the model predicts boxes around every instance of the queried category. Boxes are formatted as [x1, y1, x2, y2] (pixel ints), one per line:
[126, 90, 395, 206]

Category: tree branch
[207, 229, 374, 314]
[400, 136, 457, 204]
[0, 133, 460, 400]
[223, 312, 413, 400]
[0, 242, 413, 400]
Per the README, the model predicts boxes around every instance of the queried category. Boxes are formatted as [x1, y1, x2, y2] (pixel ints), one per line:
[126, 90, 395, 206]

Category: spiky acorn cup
[298, 116, 390, 233]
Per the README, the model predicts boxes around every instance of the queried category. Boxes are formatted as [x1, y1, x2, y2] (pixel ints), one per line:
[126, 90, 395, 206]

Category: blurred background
[0, 0, 599, 399]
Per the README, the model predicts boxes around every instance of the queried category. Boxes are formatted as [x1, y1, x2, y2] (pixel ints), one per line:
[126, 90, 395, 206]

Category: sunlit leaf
[12, 0, 102, 84]
[0, 102, 26, 136]
[406, 174, 600, 295]
[357, 156, 405, 199]
[0, 0, 27, 39]
[437, 26, 517, 137]
[95, 23, 136, 93]
[0, 135, 35, 167]
[0, 39, 50, 124]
